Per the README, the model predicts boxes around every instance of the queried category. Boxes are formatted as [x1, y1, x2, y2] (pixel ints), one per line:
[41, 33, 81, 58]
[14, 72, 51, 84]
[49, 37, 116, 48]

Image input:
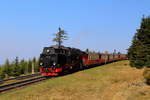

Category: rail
[0, 76, 47, 93]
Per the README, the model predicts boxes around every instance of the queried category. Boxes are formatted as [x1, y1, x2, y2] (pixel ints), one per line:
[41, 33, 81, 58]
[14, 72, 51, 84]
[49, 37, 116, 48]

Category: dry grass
[143, 68, 150, 86]
[0, 60, 150, 100]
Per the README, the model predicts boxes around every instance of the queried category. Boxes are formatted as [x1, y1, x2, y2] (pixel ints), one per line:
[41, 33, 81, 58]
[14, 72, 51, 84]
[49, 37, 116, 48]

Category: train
[39, 45, 127, 76]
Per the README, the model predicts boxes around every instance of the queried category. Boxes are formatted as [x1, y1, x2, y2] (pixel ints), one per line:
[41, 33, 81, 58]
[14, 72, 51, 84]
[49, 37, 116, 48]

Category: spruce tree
[27, 59, 32, 73]
[13, 57, 21, 76]
[128, 16, 150, 68]
[20, 59, 27, 74]
[53, 27, 68, 47]
[3, 59, 11, 77]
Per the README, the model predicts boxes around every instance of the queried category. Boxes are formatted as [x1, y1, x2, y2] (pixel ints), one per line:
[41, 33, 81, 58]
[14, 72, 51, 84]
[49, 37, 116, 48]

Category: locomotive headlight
[40, 62, 43, 66]
[53, 62, 56, 65]
[47, 49, 50, 53]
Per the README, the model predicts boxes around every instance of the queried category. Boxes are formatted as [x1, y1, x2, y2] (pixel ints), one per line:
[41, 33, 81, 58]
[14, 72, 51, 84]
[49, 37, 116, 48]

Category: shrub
[143, 68, 150, 84]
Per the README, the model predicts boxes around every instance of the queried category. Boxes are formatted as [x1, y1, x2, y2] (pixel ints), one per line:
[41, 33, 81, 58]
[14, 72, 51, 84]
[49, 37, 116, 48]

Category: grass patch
[0, 60, 149, 100]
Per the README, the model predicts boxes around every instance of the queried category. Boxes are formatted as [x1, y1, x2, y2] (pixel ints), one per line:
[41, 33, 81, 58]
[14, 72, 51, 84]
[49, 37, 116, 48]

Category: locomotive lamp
[40, 63, 43, 66]
[47, 49, 50, 53]
[53, 62, 56, 65]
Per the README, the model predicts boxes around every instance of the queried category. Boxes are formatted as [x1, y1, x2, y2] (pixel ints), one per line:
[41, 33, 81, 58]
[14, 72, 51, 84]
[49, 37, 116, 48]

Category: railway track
[1, 73, 41, 82]
[0, 76, 47, 93]
[0, 73, 42, 86]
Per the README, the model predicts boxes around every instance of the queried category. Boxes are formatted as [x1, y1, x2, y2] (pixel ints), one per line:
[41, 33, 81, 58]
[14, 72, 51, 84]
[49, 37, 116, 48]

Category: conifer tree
[53, 27, 68, 47]
[20, 59, 27, 74]
[128, 16, 150, 68]
[3, 59, 11, 77]
[13, 57, 21, 76]
[27, 59, 32, 73]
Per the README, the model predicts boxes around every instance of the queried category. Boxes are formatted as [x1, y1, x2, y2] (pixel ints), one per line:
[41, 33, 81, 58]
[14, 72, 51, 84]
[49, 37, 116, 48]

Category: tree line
[0, 57, 39, 80]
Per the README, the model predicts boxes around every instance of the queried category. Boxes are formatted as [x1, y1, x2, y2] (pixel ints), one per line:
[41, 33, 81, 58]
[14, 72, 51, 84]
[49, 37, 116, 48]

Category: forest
[0, 57, 39, 79]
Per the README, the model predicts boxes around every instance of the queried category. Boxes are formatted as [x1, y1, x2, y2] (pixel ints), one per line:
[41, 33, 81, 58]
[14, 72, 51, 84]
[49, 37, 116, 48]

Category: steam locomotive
[39, 45, 127, 76]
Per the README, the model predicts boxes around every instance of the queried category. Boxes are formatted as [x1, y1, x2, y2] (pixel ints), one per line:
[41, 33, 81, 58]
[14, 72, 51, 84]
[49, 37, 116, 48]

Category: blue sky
[0, 0, 150, 64]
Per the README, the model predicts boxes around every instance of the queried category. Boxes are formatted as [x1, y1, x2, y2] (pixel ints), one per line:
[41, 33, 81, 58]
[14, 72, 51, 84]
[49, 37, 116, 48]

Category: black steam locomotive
[39, 45, 83, 76]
